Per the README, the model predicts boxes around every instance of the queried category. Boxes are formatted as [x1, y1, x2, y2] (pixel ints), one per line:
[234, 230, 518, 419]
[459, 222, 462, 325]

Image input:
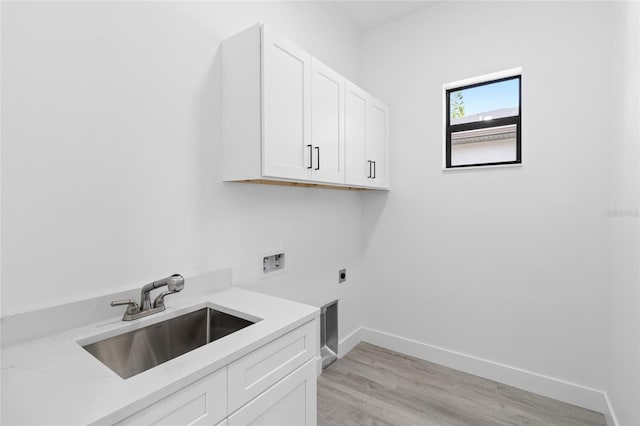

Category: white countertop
[1, 288, 319, 425]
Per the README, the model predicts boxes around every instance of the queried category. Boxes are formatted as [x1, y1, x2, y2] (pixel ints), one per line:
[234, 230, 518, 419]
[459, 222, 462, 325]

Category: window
[445, 72, 521, 169]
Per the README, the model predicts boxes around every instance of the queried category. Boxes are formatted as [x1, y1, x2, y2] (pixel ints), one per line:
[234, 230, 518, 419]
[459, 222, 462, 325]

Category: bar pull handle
[372, 161, 376, 179]
[307, 145, 313, 169]
[367, 160, 372, 178]
[315, 147, 320, 170]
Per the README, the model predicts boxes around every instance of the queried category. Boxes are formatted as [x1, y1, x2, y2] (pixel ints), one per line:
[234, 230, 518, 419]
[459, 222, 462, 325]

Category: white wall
[360, 0, 612, 396]
[608, 2, 640, 424]
[1, 2, 366, 340]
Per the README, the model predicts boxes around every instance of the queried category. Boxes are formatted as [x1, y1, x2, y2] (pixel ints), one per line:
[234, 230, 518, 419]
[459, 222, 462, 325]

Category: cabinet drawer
[228, 320, 316, 413]
[117, 367, 227, 426]
[228, 358, 317, 426]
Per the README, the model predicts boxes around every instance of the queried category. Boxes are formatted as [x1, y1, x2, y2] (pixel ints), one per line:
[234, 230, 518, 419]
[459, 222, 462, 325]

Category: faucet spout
[140, 274, 185, 311]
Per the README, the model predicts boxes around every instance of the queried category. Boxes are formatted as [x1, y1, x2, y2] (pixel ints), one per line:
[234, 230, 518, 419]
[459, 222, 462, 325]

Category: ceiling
[331, 1, 438, 31]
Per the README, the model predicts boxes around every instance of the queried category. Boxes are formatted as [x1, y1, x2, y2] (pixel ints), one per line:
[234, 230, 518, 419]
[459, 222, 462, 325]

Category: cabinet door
[116, 367, 227, 426]
[345, 82, 389, 188]
[262, 26, 312, 181]
[227, 320, 316, 413]
[310, 58, 345, 184]
[228, 359, 317, 426]
[366, 98, 389, 188]
[345, 83, 369, 187]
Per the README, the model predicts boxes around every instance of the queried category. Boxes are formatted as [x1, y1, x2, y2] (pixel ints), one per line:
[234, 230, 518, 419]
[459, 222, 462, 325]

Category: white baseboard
[338, 327, 364, 358]
[340, 326, 611, 416]
[603, 392, 619, 426]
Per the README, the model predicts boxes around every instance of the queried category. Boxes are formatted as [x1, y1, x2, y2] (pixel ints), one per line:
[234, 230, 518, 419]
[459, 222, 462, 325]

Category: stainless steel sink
[82, 308, 256, 379]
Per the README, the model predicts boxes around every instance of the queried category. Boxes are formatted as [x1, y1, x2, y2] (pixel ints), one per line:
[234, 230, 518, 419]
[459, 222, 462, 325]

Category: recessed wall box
[320, 300, 338, 369]
[261, 252, 286, 278]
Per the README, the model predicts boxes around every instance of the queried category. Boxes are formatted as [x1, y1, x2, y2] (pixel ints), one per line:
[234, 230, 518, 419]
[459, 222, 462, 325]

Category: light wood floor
[317, 343, 606, 426]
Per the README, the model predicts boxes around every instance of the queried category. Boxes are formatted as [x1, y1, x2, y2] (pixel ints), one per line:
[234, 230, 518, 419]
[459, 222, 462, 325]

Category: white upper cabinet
[345, 82, 389, 189]
[222, 24, 387, 190]
[366, 96, 390, 188]
[262, 26, 312, 181]
[310, 58, 345, 184]
[345, 84, 368, 187]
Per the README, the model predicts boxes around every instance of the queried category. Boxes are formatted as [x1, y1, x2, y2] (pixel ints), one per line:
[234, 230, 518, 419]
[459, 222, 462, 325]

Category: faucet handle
[111, 299, 140, 315]
[152, 290, 179, 309]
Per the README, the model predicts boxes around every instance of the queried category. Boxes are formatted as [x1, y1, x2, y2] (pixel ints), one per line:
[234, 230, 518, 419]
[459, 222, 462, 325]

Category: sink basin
[82, 308, 256, 379]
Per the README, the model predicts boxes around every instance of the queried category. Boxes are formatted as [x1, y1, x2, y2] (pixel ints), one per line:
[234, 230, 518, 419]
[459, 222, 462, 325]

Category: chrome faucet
[111, 274, 185, 321]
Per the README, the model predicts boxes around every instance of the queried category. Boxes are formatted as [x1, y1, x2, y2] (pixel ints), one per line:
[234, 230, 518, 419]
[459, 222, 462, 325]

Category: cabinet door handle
[307, 145, 313, 169]
[367, 160, 372, 178]
[372, 161, 376, 179]
[314, 147, 320, 170]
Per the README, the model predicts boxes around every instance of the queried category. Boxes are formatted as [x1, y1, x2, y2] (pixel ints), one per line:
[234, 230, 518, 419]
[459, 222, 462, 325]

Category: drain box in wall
[320, 300, 338, 369]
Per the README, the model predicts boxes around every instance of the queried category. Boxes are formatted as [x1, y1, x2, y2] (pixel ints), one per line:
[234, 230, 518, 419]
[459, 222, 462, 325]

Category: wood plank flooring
[317, 343, 606, 426]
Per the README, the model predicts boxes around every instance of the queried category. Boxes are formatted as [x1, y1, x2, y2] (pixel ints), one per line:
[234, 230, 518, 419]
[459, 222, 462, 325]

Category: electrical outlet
[339, 268, 347, 283]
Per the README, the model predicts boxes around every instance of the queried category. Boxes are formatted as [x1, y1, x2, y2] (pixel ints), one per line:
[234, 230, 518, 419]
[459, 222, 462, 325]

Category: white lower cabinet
[227, 320, 316, 413]
[227, 359, 317, 426]
[116, 319, 317, 426]
[116, 366, 227, 426]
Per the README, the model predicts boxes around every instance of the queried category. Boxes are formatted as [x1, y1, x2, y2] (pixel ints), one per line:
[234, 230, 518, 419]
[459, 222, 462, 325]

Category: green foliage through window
[451, 91, 465, 118]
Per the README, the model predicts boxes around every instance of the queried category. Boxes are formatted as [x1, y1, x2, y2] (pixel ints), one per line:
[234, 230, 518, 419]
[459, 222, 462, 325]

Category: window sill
[442, 163, 523, 172]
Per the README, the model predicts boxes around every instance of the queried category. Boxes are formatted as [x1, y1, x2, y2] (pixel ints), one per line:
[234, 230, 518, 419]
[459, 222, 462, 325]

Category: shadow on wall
[193, 46, 223, 267]
[362, 190, 389, 252]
